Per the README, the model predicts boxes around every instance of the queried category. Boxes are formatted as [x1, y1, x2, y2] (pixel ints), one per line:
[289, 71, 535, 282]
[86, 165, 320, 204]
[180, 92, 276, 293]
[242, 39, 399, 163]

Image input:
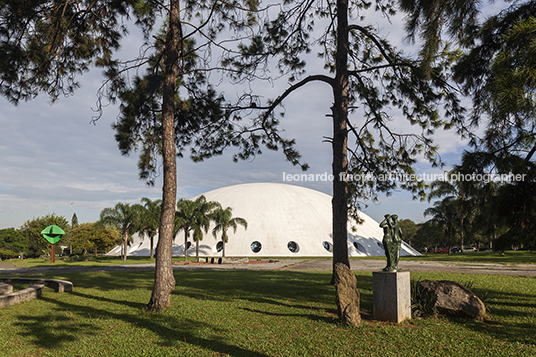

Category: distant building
[106, 183, 421, 257]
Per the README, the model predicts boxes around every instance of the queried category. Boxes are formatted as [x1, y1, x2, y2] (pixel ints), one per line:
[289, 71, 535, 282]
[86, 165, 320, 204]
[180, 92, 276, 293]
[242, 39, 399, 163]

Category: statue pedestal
[373, 271, 411, 323]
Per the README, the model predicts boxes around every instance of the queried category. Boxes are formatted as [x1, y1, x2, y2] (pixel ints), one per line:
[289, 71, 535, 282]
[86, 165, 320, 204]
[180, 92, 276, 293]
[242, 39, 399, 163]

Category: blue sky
[0, 4, 479, 229]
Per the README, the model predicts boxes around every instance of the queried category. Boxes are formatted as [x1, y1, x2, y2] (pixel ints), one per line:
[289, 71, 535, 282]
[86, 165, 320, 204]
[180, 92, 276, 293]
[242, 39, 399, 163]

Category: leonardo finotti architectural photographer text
[282, 172, 527, 183]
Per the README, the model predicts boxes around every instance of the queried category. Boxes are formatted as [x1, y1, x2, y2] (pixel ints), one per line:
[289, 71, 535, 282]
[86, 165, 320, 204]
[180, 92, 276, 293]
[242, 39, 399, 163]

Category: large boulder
[333, 263, 361, 326]
[417, 280, 486, 319]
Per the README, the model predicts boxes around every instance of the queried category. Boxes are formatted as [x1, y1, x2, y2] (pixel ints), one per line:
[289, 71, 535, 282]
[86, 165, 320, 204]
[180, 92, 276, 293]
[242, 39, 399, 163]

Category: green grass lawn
[0, 269, 534, 356]
[5, 250, 535, 269]
[401, 250, 536, 265]
[2, 255, 200, 268]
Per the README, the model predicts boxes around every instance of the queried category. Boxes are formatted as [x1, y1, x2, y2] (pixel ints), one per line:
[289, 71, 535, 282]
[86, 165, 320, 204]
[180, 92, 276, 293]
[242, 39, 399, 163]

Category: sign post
[41, 225, 65, 263]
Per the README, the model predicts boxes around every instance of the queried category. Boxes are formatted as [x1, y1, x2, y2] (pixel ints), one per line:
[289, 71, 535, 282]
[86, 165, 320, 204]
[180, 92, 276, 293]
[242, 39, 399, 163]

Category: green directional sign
[41, 225, 65, 244]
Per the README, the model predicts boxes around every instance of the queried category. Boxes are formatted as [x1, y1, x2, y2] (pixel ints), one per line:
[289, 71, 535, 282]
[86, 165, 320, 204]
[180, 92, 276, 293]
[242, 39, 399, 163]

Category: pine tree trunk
[146, 0, 181, 312]
[332, 0, 350, 278]
[332, 0, 359, 324]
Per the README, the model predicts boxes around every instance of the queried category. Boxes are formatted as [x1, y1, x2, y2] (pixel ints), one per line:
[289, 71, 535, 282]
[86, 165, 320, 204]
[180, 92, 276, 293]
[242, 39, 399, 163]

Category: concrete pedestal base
[373, 271, 411, 323]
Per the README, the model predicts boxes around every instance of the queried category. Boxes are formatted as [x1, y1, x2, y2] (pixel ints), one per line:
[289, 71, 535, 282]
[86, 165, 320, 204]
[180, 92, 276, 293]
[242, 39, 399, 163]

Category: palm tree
[211, 207, 247, 258]
[424, 197, 458, 253]
[193, 198, 221, 261]
[140, 198, 162, 260]
[99, 202, 144, 263]
[175, 196, 220, 261]
[428, 171, 474, 252]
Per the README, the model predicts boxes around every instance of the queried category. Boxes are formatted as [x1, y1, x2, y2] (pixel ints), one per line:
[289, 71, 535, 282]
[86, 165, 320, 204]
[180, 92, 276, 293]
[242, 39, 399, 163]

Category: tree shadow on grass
[15, 294, 271, 356]
[453, 317, 536, 346]
[70, 291, 147, 309]
[241, 295, 328, 311]
[62, 271, 156, 292]
[462, 287, 536, 346]
[482, 290, 536, 318]
[17, 269, 378, 352]
[175, 270, 335, 302]
[16, 312, 99, 349]
[173, 270, 375, 316]
[240, 306, 340, 325]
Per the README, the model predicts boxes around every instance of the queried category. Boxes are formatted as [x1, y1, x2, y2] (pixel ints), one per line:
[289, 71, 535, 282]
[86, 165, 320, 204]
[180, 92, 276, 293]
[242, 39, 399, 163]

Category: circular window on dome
[287, 241, 299, 253]
[322, 241, 333, 252]
[215, 241, 223, 252]
[353, 242, 366, 253]
[377, 242, 384, 250]
[250, 241, 262, 253]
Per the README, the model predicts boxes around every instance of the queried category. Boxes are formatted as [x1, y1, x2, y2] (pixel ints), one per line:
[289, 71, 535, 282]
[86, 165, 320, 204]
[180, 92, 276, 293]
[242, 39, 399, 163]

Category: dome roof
[107, 183, 420, 257]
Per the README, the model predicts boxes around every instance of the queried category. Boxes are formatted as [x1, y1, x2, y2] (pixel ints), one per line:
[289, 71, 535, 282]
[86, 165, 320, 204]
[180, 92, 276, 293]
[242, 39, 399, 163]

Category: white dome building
[106, 183, 420, 257]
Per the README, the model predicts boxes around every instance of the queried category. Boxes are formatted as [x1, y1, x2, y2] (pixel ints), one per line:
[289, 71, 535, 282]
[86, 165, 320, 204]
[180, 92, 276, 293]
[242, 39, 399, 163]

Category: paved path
[1, 259, 535, 277]
[280, 259, 536, 277]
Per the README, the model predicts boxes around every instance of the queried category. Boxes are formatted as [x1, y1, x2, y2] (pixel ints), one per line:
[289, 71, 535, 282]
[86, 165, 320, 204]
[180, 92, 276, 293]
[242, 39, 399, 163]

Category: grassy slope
[0, 269, 534, 356]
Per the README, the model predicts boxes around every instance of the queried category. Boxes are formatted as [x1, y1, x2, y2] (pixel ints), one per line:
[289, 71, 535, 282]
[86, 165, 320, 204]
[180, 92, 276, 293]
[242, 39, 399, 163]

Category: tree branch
[348, 24, 394, 64]
[348, 62, 415, 76]
[256, 74, 334, 121]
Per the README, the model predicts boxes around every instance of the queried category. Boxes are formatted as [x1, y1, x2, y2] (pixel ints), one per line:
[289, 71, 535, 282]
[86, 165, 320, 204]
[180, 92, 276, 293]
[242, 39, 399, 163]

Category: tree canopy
[213, 0, 466, 325]
[0, 0, 262, 312]
[19, 213, 69, 257]
[0, 228, 27, 257]
[403, 0, 536, 250]
[70, 222, 121, 255]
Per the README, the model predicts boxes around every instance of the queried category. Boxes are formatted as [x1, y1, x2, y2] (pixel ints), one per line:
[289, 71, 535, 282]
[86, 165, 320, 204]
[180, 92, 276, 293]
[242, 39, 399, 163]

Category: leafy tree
[398, 219, 418, 247]
[215, 0, 465, 324]
[99, 202, 144, 263]
[402, 1, 536, 250]
[0, 228, 28, 257]
[0, 0, 137, 103]
[0, 0, 260, 312]
[413, 222, 443, 251]
[93, 225, 122, 255]
[71, 223, 122, 256]
[211, 206, 247, 258]
[428, 172, 474, 251]
[0, 248, 18, 260]
[100, 1, 259, 312]
[19, 214, 69, 258]
[424, 197, 458, 253]
[70, 223, 95, 255]
[140, 198, 162, 260]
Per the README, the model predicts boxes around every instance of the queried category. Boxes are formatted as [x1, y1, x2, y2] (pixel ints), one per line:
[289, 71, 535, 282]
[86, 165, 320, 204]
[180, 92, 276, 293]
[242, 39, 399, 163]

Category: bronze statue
[379, 214, 403, 272]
